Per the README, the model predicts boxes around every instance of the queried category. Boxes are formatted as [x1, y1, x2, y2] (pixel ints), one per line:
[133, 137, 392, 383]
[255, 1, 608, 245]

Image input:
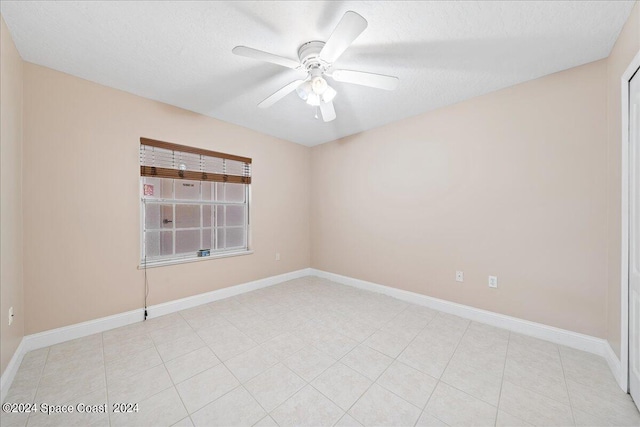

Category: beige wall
[312, 60, 609, 338]
[22, 63, 311, 335]
[606, 2, 640, 359]
[1, 16, 25, 375]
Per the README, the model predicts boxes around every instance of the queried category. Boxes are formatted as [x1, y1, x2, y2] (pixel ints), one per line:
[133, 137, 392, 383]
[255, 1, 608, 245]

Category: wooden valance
[140, 137, 252, 184]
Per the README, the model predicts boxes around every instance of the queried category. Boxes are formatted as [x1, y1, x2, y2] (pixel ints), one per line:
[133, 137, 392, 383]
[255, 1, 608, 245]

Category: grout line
[100, 332, 112, 427]
[315, 304, 437, 424]
[239, 360, 301, 423]
[169, 305, 271, 422]
[201, 330, 275, 419]
[25, 338, 107, 425]
[285, 344, 338, 382]
[106, 331, 187, 424]
[252, 287, 413, 421]
[557, 344, 577, 426]
[252, 414, 274, 427]
[147, 313, 228, 422]
[498, 337, 588, 425]
[413, 315, 472, 427]
[24, 346, 51, 426]
[494, 330, 511, 427]
[433, 315, 472, 381]
[152, 347, 190, 421]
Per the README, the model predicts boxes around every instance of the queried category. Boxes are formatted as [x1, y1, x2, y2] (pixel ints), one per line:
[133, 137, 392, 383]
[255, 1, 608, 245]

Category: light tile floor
[2, 276, 639, 427]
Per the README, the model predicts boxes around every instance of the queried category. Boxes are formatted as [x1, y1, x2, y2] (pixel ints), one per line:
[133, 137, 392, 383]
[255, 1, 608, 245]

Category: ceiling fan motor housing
[298, 41, 329, 72]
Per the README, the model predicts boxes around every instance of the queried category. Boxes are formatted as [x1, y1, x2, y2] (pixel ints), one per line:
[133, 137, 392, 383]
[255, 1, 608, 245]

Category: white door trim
[621, 48, 640, 394]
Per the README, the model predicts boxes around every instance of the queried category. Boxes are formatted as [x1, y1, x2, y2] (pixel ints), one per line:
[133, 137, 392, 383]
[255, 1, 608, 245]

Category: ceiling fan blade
[232, 46, 301, 70]
[258, 79, 306, 108]
[319, 11, 368, 63]
[331, 69, 399, 91]
[319, 100, 336, 122]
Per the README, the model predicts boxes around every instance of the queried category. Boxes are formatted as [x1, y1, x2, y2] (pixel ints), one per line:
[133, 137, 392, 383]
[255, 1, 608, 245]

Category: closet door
[629, 67, 640, 406]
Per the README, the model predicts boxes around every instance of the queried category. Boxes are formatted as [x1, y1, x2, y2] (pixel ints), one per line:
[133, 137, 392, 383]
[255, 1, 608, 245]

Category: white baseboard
[1, 266, 626, 401]
[0, 339, 26, 403]
[22, 308, 145, 354]
[21, 268, 310, 352]
[604, 341, 625, 392]
[1, 268, 310, 402]
[310, 268, 620, 380]
[148, 268, 311, 319]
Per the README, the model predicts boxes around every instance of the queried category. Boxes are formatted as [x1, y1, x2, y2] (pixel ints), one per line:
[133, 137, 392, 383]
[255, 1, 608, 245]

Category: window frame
[139, 178, 252, 268]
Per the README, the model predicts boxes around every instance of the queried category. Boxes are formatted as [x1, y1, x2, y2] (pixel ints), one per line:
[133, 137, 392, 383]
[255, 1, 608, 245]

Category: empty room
[1, 1, 639, 426]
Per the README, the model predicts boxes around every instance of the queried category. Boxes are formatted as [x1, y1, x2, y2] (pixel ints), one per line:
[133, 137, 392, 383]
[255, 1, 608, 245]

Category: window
[140, 138, 251, 266]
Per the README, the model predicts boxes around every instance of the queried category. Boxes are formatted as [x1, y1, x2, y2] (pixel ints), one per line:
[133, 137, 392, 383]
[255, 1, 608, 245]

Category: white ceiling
[1, 1, 634, 146]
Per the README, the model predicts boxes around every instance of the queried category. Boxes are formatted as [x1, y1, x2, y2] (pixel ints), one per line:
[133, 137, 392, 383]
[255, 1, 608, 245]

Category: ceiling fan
[232, 11, 399, 122]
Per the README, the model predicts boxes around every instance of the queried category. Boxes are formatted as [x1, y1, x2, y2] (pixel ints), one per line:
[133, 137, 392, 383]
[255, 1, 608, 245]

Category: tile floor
[2, 276, 639, 427]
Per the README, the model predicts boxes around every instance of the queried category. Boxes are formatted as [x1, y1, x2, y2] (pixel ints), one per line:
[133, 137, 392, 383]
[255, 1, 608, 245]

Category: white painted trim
[138, 249, 254, 269]
[620, 48, 640, 395]
[147, 268, 311, 318]
[21, 268, 310, 351]
[310, 269, 611, 357]
[22, 308, 145, 353]
[605, 341, 624, 390]
[0, 339, 26, 403]
[0, 266, 624, 400]
[0, 268, 310, 400]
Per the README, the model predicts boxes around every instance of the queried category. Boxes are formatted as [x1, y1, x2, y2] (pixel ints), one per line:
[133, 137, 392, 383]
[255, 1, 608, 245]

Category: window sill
[138, 249, 254, 269]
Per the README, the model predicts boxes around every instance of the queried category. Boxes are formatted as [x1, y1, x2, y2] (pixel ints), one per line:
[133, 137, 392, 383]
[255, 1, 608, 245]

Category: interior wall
[22, 63, 311, 335]
[0, 15, 25, 375]
[311, 59, 609, 338]
[606, 2, 640, 359]
[7, 3, 638, 356]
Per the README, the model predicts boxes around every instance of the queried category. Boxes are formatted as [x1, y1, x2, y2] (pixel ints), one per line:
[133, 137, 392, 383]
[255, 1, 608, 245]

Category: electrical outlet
[275, 252, 280, 261]
[488, 276, 498, 288]
[8, 306, 14, 326]
[455, 271, 464, 282]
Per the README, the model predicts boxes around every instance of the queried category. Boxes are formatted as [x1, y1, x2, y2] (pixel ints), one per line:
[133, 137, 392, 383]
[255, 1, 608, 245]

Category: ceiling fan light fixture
[306, 92, 320, 106]
[296, 81, 311, 101]
[311, 76, 328, 95]
[322, 86, 337, 103]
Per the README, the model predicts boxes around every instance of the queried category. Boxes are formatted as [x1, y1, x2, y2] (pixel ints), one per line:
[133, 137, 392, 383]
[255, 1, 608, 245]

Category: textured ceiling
[0, 1, 634, 146]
